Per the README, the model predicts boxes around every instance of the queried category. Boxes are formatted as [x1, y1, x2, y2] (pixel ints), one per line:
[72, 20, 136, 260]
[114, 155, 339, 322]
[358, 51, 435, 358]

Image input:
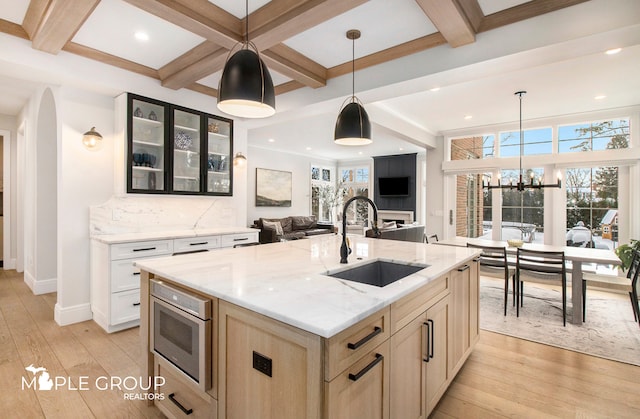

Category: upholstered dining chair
[582, 248, 640, 325]
[467, 243, 516, 316]
[516, 248, 568, 326]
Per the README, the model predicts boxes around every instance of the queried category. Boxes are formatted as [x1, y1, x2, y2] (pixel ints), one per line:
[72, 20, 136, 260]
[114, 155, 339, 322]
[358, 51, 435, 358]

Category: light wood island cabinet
[141, 258, 479, 419]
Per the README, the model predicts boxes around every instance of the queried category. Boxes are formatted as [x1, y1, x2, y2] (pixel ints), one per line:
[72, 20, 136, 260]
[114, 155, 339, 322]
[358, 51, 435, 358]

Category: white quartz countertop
[135, 235, 480, 338]
[91, 226, 257, 244]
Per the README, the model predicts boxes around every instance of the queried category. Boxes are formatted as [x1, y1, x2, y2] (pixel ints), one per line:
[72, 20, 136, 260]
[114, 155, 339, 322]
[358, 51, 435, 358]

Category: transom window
[499, 128, 552, 157]
[558, 119, 630, 153]
[451, 135, 495, 160]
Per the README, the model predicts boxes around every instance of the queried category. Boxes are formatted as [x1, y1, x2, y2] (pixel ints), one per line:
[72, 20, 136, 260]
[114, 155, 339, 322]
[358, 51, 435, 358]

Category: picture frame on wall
[256, 168, 292, 207]
[322, 168, 331, 182]
[311, 167, 320, 180]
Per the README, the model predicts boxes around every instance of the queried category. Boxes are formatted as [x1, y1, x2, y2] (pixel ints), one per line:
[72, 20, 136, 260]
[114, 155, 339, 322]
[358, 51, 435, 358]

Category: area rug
[479, 277, 640, 366]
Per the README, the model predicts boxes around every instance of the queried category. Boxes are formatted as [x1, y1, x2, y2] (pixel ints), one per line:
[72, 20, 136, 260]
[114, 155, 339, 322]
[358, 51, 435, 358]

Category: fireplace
[378, 210, 414, 224]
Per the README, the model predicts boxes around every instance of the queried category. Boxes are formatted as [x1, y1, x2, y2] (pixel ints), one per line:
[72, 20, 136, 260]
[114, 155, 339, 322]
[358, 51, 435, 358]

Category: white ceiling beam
[367, 103, 437, 149]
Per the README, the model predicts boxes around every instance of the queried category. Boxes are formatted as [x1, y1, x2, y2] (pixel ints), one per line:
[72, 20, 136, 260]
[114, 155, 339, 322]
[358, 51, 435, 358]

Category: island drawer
[324, 307, 390, 381]
[110, 239, 173, 260]
[390, 273, 449, 333]
[174, 235, 221, 253]
[154, 356, 217, 419]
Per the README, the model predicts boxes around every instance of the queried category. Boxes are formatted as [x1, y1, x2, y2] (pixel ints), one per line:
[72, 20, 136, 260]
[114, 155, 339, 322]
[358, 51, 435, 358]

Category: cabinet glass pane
[131, 99, 165, 191]
[173, 109, 201, 192]
[206, 117, 231, 194]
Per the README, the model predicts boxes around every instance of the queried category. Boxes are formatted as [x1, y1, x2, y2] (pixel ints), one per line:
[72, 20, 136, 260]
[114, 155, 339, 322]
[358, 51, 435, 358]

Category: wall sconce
[233, 152, 247, 166]
[82, 127, 103, 150]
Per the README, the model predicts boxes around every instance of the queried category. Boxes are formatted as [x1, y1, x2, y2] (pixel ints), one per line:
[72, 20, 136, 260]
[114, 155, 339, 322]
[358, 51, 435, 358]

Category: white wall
[0, 115, 18, 269]
[426, 136, 446, 239]
[246, 145, 336, 224]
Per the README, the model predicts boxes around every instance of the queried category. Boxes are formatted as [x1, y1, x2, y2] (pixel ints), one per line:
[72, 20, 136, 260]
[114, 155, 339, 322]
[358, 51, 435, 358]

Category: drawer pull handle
[347, 326, 382, 350]
[132, 302, 141, 307]
[133, 247, 156, 252]
[132, 272, 141, 276]
[190, 242, 208, 246]
[168, 393, 193, 415]
[233, 237, 249, 242]
[458, 264, 470, 272]
[348, 353, 383, 382]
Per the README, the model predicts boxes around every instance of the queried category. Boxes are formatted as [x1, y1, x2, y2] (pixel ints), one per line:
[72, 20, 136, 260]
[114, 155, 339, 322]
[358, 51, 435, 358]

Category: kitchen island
[137, 234, 480, 419]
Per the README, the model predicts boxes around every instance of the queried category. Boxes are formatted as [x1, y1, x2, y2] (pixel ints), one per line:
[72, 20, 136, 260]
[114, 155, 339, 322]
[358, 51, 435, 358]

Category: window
[501, 168, 544, 243]
[499, 128, 552, 157]
[566, 166, 619, 249]
[451, 135, 495, 160]
[559, 119, 630, 153]
[310, 166, 337, 222]
[341, 167, 370, 226]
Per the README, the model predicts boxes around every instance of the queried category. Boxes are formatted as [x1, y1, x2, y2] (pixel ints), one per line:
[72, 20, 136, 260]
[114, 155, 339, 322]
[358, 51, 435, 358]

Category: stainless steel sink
[327, 260, 428, 287]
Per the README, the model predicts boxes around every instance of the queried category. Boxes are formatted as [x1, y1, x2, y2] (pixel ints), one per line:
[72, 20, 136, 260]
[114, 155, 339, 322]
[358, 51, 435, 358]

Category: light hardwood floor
[1, 269, 639, 418]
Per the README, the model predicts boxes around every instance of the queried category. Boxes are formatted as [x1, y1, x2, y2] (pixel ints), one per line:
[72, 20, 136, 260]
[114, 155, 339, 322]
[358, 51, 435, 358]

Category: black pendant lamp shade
[218, 48, 275, 118]
[334, 100, 372, 145]
[217, 0, 275, 119]
[334, 29, 372, 145]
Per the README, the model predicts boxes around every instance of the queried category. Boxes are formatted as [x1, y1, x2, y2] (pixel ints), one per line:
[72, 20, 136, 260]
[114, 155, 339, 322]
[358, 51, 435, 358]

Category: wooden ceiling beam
[159, 42, 228, 90]
[0, 18, 28, 40]
[478, 0, 591, 33]
[248, 0, 369, 50]
[327, 33, 447, 79]
[28, 0, 100, 54]
[415, 0, 476, 48]
[63, 42, 159, 80]
[123, 0, 242, 49]
[21, 0, 49, 39]
[261, 44, 327, 88]
[457, 0, 484, 32]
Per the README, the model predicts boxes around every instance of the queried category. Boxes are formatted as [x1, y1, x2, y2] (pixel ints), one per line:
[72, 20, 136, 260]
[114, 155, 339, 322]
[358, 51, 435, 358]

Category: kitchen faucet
[340, 196, 380, 263]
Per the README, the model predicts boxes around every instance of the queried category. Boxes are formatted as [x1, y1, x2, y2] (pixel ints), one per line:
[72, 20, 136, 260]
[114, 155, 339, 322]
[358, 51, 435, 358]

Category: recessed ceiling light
[306, 147, 312, 150]
[399, 147, 404, 151]
[464, 115, 473, 120]
[358, 151, 363, 155]
[605, 48, 621, 55]
[594, 95, 606, 100]
[134, 31, 149, 42]
[430, 87, 440, 92]
[268, 138, 275, 143]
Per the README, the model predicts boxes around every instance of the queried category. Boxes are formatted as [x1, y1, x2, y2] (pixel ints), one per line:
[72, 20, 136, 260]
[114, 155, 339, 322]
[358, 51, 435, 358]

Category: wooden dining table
[434, 237, 622, 325]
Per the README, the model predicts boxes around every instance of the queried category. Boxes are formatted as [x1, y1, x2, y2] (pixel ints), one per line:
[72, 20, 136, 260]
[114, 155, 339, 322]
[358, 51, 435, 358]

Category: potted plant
[614, 239, 639, 271]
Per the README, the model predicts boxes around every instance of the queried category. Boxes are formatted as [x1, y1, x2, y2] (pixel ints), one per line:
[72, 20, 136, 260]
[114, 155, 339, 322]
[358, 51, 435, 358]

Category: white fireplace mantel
[377, 210, 414, 224]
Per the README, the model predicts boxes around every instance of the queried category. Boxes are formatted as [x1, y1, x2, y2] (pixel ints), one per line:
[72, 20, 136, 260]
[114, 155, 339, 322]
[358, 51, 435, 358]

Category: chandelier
[483, 91, 561, 191]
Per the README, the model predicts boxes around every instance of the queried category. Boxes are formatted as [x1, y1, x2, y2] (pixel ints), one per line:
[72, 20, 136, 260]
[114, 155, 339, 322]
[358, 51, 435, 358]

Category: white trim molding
[54, 302, 92, 326]
[23, 271, 57, 295]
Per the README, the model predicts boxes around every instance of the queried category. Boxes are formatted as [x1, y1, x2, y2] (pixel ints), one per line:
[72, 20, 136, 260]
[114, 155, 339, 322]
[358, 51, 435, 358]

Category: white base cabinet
[91, 231, 257, 333]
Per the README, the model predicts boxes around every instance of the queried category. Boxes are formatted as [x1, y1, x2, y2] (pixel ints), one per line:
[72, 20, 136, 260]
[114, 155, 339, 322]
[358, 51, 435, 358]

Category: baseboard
[54, 302, 93, 326]
[3, 258, 16, 270]
[23, 271, 57, 295]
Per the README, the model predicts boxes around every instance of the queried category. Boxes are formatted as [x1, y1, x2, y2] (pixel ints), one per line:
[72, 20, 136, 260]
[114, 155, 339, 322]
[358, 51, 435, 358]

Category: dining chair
[467, 243, 516, 315]
[582, 248, 640, 325]
[424, 234, 439, 244]
[516, 248, 567, 326]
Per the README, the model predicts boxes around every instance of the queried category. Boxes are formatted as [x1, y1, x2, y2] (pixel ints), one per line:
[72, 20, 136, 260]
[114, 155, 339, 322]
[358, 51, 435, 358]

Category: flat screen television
[378, 176, 410, 197]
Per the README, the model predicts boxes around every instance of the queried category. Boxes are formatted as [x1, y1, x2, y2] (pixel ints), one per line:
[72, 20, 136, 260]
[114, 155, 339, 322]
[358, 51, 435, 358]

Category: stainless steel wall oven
[150, 279, 212, 391]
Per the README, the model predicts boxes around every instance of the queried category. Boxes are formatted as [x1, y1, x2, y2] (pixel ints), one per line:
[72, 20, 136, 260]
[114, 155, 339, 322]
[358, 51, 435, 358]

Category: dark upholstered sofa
[254, 215, 335, 244]
[365, 223, 425, 243]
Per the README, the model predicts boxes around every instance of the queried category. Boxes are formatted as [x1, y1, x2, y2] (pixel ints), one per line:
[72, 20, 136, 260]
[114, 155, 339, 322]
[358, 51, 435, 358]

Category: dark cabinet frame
[126, 93, 234, 196]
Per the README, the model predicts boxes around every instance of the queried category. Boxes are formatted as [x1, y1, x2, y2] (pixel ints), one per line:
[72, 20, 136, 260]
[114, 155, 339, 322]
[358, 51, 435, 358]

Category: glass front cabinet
[127, 93, 233, 196]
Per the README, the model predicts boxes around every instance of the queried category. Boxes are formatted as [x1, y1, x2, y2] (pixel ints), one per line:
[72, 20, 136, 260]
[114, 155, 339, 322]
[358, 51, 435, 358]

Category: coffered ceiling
[1, 0, 639, 160]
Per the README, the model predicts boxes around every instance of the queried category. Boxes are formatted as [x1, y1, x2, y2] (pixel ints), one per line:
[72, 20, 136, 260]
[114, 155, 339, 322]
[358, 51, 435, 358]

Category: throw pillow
[262, 220, 283, 236]
[381, 221, 397, 230]
[291, 215, 317, 230]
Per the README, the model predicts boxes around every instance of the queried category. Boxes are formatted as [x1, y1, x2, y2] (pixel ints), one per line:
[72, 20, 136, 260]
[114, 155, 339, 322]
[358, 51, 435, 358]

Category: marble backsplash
[90, 195, 237, 235]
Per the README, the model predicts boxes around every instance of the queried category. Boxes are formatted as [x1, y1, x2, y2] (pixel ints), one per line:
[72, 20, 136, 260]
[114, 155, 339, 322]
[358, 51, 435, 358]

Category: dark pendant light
[217, 0, 275, 118]
[334, 29, 372, 145]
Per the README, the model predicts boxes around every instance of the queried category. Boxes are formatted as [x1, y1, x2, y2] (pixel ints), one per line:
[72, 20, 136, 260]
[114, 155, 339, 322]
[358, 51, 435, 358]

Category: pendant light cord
[245, 0, 249, 44]
[352, 35, 355, 101]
